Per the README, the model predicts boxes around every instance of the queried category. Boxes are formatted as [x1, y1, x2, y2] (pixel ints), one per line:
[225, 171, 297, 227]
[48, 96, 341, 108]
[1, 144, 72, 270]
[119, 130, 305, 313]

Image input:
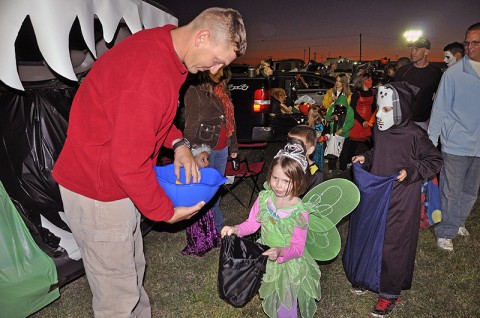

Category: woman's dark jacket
[183, 83, 238, 153]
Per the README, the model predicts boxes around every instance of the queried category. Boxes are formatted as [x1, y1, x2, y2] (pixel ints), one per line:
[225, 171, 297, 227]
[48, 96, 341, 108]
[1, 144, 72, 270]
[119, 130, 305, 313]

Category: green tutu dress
[256, 189, 320, 318]
[253, 179, 361, 318]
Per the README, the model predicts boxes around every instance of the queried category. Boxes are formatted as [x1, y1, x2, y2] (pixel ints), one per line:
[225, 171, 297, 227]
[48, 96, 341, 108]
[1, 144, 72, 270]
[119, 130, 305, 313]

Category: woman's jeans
[209, 147, 228, 233]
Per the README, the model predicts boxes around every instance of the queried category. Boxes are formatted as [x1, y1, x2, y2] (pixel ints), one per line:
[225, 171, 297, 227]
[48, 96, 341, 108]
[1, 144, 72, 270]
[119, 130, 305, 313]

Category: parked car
[272, 58, 306, 72]
[229, 63, 253, 75]
[305, 60, 326, 73]
[227, 71, 336, 142]
[228, 71, 335, 142]
[270, 71, 336, 106]
[227, 73, 273, 142]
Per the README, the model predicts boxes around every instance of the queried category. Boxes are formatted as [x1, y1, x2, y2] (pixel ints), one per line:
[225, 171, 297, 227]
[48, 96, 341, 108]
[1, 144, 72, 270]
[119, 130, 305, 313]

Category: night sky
[159, 0, 480, 65]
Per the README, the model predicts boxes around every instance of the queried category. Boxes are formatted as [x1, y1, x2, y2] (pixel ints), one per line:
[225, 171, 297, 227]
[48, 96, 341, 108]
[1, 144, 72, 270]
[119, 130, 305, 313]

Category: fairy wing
[302, 178, 360, 261]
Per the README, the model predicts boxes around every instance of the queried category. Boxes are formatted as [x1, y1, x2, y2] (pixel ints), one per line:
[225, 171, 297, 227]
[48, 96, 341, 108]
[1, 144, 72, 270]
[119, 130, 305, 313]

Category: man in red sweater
[52, 7, 246, 317]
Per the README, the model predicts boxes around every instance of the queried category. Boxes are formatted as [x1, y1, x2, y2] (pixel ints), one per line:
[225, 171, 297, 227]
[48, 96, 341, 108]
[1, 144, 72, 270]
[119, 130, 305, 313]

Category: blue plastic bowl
[154, 164, 227, 207]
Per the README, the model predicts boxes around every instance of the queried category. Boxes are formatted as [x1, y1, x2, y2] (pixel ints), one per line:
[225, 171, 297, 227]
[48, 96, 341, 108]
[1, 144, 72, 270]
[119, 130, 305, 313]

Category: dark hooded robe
[353, 81, 443, 296]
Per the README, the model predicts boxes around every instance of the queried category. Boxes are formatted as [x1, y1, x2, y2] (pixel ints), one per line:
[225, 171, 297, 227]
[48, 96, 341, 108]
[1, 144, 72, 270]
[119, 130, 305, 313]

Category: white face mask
[443, 51, 456, 67]
[376, 86, 395, 131]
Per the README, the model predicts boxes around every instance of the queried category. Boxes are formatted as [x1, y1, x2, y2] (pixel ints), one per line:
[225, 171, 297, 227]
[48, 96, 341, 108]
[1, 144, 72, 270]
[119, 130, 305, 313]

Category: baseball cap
[407, 36, 431, 49]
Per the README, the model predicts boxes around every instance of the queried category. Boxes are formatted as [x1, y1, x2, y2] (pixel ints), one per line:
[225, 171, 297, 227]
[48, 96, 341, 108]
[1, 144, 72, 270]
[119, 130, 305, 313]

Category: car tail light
[253, 88, 270, 112]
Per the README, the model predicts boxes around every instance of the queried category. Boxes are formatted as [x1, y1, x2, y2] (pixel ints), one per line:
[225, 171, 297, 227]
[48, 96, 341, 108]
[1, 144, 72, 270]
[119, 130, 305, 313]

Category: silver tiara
[274, 143, 308, 171]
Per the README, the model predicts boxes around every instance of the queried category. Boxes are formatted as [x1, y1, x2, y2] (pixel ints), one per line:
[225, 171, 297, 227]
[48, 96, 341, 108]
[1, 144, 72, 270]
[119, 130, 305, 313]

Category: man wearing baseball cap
[395, 36, 443, 131]
[408, 36, 431, 50]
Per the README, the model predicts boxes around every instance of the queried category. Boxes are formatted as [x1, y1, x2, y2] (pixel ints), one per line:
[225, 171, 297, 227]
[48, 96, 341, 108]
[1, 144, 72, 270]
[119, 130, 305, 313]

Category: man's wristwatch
[172, 138, 191, 152]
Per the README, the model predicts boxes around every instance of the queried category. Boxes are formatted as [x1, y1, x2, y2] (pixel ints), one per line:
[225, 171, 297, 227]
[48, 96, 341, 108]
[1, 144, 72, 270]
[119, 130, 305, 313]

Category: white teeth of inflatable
[0, 0, 176, 91]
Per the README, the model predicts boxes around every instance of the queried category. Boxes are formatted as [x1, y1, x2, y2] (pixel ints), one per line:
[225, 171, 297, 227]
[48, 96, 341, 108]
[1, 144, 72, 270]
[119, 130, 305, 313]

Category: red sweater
[53, 25, 187, 221]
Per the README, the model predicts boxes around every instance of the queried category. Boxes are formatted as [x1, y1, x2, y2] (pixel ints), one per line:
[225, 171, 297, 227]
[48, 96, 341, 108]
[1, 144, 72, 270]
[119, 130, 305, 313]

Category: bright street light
[403, 30, 423, 42]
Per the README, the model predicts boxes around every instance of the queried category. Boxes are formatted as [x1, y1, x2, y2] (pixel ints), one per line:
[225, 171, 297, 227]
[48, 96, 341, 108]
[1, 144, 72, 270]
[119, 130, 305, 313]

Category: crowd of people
[50, 4, 479, 317]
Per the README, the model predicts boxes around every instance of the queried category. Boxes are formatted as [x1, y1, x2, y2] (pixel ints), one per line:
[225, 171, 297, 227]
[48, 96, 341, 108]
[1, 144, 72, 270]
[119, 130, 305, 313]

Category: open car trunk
[0, 1, 176, 315]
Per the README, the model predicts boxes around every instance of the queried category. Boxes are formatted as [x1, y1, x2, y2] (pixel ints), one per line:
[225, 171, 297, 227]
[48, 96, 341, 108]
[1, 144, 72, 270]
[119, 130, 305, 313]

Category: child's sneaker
[371, 296, 400, 317]
[350, 285, 367, 295]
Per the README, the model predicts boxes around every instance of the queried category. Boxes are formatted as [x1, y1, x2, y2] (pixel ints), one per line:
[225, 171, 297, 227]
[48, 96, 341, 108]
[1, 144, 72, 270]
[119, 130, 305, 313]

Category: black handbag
[218, 234, 269, 307]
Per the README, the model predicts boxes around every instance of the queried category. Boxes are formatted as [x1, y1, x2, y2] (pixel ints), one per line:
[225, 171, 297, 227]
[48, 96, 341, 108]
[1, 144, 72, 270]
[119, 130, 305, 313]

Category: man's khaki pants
[59, 186, 151, 318]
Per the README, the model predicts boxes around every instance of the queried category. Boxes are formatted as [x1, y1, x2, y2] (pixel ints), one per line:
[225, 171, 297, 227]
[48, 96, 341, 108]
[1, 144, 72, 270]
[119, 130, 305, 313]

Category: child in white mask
[346, 82, 443, 317]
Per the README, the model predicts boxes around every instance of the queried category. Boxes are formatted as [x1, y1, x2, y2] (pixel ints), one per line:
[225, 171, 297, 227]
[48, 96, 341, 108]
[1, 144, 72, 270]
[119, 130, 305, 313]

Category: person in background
[325, 95, 354, 173]
[395, 56, 411, 70]
[256, 59, 274, 78]
[327, 62, 338, 77]
[381, 63, 396, 84]
[349, 82, 442, 317]
[395, 36, 442, 131]
[342, 72, 376, 171]
[221, 143, 321, 318]
[52, 8, 246, 317]
[322, 73, 352, 110]
[288, 124, 324, 193]
[181, 144, 221, 257]
[183, 65, 239, 234]
[429, 22, 480, 252]
[443, 41, 465, 67]
[306, 106, 327, 174]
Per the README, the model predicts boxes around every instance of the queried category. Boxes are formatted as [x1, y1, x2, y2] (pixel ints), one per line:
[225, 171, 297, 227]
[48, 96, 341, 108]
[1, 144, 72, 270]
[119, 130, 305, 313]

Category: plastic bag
[324, 134, 345, 157]
[218, 234, 269, 307]
[294, 95, 316, 105]
[0, 181, 60, 317]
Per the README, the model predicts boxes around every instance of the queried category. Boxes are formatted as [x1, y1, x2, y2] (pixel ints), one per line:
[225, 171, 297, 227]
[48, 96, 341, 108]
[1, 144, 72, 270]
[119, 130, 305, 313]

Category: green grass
[31, 146, 480, 317]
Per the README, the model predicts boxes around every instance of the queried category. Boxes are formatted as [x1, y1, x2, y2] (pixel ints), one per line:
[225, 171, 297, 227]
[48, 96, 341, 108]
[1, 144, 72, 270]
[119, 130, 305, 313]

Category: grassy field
[32, 144, 480, 318]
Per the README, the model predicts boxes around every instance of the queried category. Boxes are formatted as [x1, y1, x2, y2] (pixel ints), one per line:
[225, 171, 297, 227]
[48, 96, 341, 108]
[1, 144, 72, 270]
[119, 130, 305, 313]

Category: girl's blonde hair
[336, 73, 352, 97]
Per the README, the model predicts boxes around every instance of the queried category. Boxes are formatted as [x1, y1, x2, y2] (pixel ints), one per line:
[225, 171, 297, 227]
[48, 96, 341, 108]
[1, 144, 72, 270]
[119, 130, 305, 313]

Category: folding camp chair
[223, 143, 267, 208]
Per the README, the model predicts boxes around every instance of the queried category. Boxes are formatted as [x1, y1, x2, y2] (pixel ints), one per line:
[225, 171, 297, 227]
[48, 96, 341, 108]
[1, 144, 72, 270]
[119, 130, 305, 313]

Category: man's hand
[165, 201, 205, 224]
[174, 145, 200, 184]
[352, 155, 365, 164]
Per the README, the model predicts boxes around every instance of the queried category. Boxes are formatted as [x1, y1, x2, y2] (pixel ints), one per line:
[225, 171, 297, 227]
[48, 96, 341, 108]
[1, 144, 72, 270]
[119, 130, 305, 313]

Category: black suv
[270, 71, 336, 106]
[227, 72, 335, 143]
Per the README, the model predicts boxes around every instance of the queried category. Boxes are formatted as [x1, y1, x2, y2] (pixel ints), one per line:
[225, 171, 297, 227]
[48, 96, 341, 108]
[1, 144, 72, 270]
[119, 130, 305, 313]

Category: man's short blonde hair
[191, 7, 247, 57]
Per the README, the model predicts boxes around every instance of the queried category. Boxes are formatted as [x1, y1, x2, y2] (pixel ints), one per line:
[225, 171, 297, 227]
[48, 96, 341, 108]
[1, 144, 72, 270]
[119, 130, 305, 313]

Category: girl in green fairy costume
[221, 143, 320, 318]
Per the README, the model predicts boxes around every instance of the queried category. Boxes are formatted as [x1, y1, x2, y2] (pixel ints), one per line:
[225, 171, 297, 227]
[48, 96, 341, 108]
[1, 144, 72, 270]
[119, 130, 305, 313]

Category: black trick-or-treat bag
[218, 234, 269, 307]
